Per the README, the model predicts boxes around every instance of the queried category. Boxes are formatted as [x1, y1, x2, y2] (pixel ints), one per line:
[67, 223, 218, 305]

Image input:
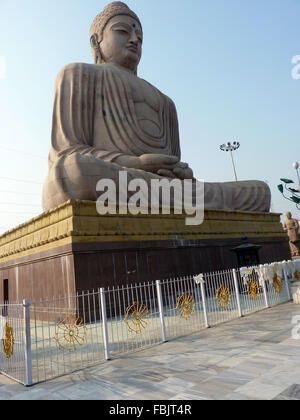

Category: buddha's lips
[126, 45, 138, 53]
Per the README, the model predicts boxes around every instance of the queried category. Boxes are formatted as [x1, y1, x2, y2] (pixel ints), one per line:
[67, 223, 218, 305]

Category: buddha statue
[42, 1, 271, 213]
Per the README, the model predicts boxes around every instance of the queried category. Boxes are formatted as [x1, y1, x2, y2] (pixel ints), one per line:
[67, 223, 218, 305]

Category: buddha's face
[100, 15, 143, 72]
[286, 212, 292, 219]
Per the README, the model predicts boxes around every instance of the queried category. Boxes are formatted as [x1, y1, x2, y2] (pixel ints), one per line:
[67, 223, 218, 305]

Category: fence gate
[0, 302, 27, 385]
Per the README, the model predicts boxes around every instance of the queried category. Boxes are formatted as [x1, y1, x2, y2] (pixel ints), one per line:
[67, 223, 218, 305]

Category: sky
[0, 0, 299, 233]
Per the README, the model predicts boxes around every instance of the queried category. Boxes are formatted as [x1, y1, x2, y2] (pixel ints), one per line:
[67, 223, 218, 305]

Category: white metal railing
[160, 276, 206, 339]
[29, 290, 106, 385]
[103, 282, 162, 358]
[0, 261, 294, 386]
[0, 301, 27, 385]
[201, 269, 240, 326]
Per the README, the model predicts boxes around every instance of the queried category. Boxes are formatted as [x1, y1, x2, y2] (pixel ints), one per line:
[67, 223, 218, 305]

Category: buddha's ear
[90, 33, 102, 64]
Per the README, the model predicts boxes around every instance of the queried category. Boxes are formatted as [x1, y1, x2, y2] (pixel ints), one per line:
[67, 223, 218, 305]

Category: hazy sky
[0, 0, 299, 233]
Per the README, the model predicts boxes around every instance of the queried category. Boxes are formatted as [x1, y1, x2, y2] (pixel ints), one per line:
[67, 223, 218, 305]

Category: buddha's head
[90, 2, 143, 74]
[286, 211, 292, 219]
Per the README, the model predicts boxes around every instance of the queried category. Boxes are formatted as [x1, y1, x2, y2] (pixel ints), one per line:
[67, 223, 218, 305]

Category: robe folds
[42, 62, 271, 213]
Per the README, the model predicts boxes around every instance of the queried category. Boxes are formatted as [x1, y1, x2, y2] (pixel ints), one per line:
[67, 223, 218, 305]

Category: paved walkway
[1, 302, 300, 400]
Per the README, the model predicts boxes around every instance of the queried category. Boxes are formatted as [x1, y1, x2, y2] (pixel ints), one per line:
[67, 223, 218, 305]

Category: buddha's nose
[129, 31, 139, 45]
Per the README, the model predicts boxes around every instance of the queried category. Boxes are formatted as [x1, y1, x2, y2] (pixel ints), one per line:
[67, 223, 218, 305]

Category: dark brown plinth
[0, 235, 290, 303]
[0, 201, 290, 303]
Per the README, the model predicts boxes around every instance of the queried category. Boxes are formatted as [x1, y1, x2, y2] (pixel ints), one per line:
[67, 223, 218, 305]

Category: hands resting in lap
[115, 153, 194, 180]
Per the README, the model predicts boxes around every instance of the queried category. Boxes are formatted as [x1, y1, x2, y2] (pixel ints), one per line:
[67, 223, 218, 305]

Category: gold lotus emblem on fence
[247, 279, 260, 300]
[124, 303, 149, 334]
[176, 293, 195, 320]
[2, 322, 14, 359]
[272, 274, 282, 294]
[54, 315, 87, 352]
[216, 285, 231, 308]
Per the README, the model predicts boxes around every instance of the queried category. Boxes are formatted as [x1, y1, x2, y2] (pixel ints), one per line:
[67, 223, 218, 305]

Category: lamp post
[293, 162, 300, 190]
[220, 142, 240, 182]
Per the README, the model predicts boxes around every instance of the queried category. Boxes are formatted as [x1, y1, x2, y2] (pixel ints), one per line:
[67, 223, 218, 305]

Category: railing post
[233, 269, 242, 318]
[23, 299, 33, 387]
[260, 265, 270, 308]
[100, 288, 111, 361]
[195, 275, 209, 328]
[283, 268, 292, 301]
[156, 280, 167, 343]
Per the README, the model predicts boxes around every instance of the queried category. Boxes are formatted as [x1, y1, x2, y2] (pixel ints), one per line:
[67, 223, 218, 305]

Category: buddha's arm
[159, 95, 193, 180]
[50, 63, 130, 164]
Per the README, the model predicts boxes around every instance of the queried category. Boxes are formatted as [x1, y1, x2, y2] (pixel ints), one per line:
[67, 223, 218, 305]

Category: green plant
[278, 178, 300, 211]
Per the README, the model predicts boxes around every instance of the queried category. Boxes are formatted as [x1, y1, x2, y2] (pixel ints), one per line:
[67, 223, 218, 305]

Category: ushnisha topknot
[90, 2, 143, 43]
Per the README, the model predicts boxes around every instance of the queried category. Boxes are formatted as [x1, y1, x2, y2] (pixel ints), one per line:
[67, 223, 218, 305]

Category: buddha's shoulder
[56, 62, 106, 78]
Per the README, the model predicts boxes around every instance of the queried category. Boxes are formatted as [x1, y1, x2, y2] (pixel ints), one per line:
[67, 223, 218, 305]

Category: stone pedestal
[290, 241, 300, 260]
[0, 200, 290, 302]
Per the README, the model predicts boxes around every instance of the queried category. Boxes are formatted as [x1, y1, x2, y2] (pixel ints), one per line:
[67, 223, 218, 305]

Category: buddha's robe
[42, 63, 271, 213]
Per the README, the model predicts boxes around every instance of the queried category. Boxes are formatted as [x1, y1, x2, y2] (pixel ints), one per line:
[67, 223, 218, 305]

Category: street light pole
[229, 149, 238, 182]
[220, 142, 240, 182]
[293, 162, 300, 189]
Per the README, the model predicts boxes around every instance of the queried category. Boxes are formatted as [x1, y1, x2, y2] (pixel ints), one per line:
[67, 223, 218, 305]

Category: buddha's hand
[138, 154, 179, 173]
[157, 162, 194, 180]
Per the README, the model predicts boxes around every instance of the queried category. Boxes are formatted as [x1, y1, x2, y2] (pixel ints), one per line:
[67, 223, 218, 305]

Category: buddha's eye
[115, 28, 129, 35]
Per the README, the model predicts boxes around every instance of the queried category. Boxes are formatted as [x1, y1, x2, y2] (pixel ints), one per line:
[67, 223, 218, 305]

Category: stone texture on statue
[42, 1, 271, 213]
[284, 212, 300, 258]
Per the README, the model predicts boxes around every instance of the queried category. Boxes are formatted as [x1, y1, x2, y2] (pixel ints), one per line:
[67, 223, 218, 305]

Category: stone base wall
[0, 200, 290, 302]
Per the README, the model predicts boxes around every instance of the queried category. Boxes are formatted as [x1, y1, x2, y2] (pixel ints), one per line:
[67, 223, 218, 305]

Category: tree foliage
[278, 178, 300, 211]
